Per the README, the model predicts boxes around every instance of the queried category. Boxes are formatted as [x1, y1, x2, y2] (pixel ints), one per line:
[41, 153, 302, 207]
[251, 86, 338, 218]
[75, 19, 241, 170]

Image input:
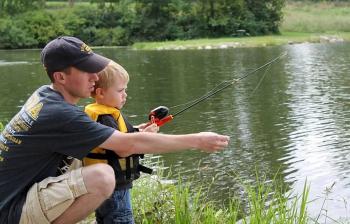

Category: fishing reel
[148, 106, 173, 127]
[148, 106, 169, 121]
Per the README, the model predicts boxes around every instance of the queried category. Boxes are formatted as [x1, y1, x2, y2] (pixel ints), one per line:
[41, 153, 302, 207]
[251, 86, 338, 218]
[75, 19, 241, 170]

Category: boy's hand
[134, 123, 147, 131]
[136, 123, 159, 133]
[142, 123, 159, 133]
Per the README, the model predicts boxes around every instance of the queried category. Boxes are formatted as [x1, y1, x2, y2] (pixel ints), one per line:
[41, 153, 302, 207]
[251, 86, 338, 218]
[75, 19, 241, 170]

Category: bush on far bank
[0, 6, 131, 49]
[0, 0, 284, 49]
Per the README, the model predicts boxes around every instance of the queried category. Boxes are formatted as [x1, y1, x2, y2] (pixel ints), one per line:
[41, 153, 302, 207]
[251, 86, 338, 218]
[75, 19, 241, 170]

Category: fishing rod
[148, 52, 287, 127]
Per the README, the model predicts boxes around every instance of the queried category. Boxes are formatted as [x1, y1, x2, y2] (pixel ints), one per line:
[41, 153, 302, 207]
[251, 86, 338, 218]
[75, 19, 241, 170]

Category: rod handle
[156, 115, 174, 126]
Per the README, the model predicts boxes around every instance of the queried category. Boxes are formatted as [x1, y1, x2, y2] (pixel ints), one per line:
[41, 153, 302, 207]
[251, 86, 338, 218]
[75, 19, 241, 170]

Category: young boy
[83, 60, 158, 223]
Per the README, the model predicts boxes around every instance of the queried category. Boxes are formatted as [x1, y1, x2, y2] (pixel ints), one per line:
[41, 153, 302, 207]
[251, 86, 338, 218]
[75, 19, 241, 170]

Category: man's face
[63, 67, 98, 103]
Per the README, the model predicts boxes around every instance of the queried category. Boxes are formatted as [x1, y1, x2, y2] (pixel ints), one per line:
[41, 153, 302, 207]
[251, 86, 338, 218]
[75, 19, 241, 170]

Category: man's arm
[100, 131, 230, 157]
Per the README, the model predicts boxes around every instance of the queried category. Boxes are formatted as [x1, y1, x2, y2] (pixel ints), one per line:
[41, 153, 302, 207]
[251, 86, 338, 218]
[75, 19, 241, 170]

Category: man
[0, 36, 229, 224]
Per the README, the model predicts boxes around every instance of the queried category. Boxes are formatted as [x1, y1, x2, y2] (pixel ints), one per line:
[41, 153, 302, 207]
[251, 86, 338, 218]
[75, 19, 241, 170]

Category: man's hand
[196, 132, 230, 152]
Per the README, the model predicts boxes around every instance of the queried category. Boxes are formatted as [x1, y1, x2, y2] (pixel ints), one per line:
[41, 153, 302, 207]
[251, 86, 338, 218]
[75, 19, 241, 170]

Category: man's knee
[82, 164, 115, 198]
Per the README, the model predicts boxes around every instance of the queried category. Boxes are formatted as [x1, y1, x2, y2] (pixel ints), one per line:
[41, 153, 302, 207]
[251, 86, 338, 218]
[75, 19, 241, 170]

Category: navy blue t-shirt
[0, 85, 114, 223]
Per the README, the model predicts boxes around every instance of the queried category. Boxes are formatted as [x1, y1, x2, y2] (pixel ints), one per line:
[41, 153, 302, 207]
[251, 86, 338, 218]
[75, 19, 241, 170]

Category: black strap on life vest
[85, 114, 153, 186]
[138, 164, 153, 174]
[85, 153, 153, 173]
[85, 153, 108, 160]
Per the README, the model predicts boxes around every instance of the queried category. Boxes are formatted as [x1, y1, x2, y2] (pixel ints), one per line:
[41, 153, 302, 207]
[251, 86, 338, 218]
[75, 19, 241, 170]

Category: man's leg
[20, 163, 115, 224]
[53, 163, 115, 224]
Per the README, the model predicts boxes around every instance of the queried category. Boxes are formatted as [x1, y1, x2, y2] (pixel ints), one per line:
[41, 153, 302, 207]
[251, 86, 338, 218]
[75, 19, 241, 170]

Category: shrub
[0, 18, 37, 49]
[0, 10, 66, 49]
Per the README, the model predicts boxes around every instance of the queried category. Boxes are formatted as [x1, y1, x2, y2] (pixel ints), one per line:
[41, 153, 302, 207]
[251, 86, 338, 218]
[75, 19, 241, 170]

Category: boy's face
[97, 77, 128, 109]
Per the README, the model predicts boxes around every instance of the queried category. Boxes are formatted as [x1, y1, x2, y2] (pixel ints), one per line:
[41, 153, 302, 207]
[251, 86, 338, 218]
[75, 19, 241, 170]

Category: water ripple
[0, 60, 29, 66]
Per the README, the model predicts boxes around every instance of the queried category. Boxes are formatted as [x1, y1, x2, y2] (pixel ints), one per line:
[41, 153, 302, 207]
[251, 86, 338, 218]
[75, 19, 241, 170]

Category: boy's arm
[99, 131, 230, 157]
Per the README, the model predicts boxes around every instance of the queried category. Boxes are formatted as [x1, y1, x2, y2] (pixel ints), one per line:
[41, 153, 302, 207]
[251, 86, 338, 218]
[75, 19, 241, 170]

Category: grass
[80, 157, 312, 223]
[80, 158, 312, 223]
[81, 158, 350, 223]
[281, 1, 350, 33]
[132, 167, 311, 223]
[132, 32, 350, 50]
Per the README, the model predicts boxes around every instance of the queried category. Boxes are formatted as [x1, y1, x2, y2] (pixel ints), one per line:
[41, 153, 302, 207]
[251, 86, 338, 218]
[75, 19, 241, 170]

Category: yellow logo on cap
[81, 43, 92, 54]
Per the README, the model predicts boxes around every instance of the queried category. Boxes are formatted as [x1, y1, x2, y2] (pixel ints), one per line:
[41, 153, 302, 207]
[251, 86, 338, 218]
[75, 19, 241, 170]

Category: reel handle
[147, 106, 173, 127]
[151, 115, 174, 127]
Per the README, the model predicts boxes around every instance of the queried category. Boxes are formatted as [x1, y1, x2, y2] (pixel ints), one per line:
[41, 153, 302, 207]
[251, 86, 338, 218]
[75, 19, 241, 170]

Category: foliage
[0, 0, 287, 49]
[0, 10, 66, 49]
[245, 0, 285, 35]
[192, 0, 247, 37]
[131, 0, 178, 41]
[0, 19, 36, 49]
[0, 0, 45, 15]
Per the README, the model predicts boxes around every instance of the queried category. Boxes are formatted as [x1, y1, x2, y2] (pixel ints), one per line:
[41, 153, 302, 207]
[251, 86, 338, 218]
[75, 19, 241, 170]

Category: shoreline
[0, 32, 349, 52]
[131, 32, 350, 50]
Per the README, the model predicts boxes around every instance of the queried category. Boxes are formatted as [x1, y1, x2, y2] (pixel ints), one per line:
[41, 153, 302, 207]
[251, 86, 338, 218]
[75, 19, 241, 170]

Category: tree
[193, 0, 246, 36]
[132, 0, 177, 41]
[245, 0, 285, 34]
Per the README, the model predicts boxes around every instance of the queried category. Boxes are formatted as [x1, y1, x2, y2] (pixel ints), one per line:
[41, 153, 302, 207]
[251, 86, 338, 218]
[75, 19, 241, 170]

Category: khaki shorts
[19, 168, 88, 224]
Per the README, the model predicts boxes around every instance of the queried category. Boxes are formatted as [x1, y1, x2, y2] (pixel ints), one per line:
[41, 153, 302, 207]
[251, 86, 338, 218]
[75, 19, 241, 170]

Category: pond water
[1, 43, 350, 220]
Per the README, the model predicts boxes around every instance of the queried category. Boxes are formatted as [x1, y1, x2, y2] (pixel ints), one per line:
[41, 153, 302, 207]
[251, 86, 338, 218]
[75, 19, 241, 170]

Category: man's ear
[52, 72, 66, 84]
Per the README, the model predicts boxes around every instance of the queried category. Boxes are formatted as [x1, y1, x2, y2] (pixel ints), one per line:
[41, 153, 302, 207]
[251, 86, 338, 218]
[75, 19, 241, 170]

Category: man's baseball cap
[41, 36, 110, 73]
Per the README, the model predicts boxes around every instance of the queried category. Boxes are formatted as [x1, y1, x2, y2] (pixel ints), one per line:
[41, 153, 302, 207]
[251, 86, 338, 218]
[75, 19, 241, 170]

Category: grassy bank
[130, 172, 310, 223]
[132, 1, 350, 50]
[81, 159, 311, 224]
[132, 32, 350, 50]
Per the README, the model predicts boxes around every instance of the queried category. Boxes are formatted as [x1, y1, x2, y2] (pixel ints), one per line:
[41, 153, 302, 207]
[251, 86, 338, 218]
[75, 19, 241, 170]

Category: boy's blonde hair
[91, 61, 129, 97]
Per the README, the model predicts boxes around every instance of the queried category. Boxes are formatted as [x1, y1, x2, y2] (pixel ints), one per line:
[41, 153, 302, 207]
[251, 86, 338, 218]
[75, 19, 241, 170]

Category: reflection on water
[282, 43, 350, 218]
[0, 60, 29, 66]
[0, 43, 350, 220]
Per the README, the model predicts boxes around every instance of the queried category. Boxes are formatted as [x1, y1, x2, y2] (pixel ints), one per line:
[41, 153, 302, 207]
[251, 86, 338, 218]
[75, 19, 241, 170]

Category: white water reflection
[0, 60, 29, 66]
[284, 43, 350, 220]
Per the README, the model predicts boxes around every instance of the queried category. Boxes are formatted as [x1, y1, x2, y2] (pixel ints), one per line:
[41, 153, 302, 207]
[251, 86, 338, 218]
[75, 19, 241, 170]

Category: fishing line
[169, 80, 232, 110]
[171, 52, 287, 118]
[249, 62, 272, 97]
[146, 52, 287, 127]
[170, 64, 269, 110]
